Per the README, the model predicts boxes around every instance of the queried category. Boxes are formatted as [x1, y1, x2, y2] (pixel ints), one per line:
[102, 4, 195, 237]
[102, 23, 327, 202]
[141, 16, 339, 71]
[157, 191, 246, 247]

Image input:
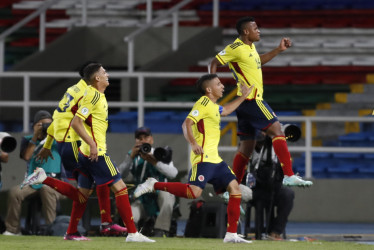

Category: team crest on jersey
[219, 50, 226, 56]
[81, 107, 89, 115]
[198, 175, 205, 182]
[191, 110, 199, 117]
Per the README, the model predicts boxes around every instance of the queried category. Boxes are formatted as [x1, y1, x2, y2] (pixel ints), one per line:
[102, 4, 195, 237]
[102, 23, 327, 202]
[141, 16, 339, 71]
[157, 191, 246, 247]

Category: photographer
[3, 110, 61, 236]
[119, 127, 178, 237]
[246, 131, 295, 240]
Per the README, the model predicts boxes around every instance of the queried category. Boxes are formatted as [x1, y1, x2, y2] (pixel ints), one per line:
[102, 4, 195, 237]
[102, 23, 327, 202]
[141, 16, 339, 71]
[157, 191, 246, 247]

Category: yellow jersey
[44, 79, 88, 149]
[75, 86, 108, 156]
[187, 96, 223, 166]
[216, 38, 263, 100]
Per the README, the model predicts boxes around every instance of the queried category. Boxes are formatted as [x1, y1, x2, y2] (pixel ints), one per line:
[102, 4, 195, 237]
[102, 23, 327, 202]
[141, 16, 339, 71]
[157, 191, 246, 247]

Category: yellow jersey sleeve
[43, 121, 55, 149]
[216, 42, 240, 66]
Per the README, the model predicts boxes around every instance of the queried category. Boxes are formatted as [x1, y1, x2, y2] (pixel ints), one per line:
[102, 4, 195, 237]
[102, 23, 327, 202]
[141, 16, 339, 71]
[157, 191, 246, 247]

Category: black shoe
[153, 229, 168, 237]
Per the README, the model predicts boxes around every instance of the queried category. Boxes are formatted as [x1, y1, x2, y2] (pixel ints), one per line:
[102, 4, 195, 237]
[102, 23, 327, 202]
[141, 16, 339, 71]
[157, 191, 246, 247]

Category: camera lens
[140, 143, 151, 154]
[42, 122, 51, 134]
[154, 146, 172, 164]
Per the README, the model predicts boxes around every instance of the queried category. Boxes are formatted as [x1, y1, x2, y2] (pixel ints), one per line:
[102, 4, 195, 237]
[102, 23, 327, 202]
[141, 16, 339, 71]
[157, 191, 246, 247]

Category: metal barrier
[1, 71, 374, 178]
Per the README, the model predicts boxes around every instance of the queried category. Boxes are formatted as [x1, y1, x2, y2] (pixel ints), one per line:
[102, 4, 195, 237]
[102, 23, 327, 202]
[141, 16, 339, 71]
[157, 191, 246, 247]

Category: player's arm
[221, 83, 253, 116]
[209, 57, 222, 74]
[260, 37, 292, 65]
[182, 118, 204, 155]
[71, 115, 98, 161]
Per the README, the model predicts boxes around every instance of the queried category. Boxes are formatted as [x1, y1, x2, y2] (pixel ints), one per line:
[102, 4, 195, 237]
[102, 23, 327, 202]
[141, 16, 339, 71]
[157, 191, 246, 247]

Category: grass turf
[0, 236, 373, 250]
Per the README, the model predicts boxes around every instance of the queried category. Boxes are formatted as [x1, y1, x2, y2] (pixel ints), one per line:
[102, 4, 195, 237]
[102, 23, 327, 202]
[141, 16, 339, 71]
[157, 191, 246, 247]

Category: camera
[42, 122, 51, 134]
[281, 123, 301, 142]
[139, 143, 152, 154]
[154, 146, 173, 164]
[0, 132, 17, 153]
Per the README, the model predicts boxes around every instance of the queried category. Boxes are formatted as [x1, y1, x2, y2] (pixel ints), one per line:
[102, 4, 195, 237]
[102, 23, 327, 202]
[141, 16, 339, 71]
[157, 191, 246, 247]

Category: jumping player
[209, 16, 312, 187]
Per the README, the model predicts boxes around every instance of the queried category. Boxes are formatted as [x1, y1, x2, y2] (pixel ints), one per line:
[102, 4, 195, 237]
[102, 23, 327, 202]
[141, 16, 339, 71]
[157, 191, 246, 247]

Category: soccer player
[26, 63, 154, 242]
[31, 62, 126, 239]
[134, 74, 253, 243]
[209, 16, 312, 187]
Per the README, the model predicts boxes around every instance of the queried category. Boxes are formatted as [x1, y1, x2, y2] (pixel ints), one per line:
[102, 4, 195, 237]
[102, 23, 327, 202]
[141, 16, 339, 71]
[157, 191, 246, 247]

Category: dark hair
[236, 16, 255, 35]
[78, 61, 98, 78]
[196, 74, 218, 95]
[83, 63, 102, 84]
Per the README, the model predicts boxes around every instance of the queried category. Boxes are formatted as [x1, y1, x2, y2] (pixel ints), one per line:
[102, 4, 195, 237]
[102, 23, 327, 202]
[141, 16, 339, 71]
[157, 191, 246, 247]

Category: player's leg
[134, 162, 210, 199]
[233, 101, 257, 184]
[110, 179, 154, 242]
[266, 121, 294, 176]
[213, 162, 251, 244]
[64, 171, 93, 241]
[266, 122, 313, 186]
[233, 140, 256, 183]
[88, 154, 154, 242]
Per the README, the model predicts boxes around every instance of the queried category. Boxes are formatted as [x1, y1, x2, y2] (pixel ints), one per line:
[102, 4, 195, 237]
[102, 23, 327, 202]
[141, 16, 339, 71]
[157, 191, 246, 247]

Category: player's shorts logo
[198, 175, 205, 182]
[191, 110, 199, 117]
[81, 107, 89, 115]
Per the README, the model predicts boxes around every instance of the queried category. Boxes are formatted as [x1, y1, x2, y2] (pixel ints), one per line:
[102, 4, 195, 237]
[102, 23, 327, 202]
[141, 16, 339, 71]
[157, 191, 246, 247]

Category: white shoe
[126, 232, 155, 243]
[283, 175, 313, 187]
[223, 232, 252, 243]
[133, 177, 157, 198]
[21, 167, 47, 189]
[3, 230, 21, 236]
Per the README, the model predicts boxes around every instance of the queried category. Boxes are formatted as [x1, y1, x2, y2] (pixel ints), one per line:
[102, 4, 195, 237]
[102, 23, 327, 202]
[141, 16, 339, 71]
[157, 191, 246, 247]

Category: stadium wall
[1, 133, 373, 223]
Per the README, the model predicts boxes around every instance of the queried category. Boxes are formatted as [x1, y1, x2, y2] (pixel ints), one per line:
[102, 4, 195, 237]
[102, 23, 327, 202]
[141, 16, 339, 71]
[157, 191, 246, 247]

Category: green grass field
[0, 236, 373, 250]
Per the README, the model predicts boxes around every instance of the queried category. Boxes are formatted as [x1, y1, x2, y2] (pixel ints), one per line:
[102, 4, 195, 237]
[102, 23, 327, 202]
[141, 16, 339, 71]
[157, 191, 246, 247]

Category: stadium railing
[1, 70, 374, 179]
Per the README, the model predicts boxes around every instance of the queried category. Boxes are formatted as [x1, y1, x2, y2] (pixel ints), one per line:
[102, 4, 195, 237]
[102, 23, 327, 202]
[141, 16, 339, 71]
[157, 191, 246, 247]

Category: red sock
[154, 182, 196, 199]
[272, 136, 294, 176]
[232, 152, 249, 183]
[96, 185, 112, 224]
[43, 177, 87, 203]
[67, 201, 87, 234]
[114, 188, 137, 233]
[227, 194, 241, 233]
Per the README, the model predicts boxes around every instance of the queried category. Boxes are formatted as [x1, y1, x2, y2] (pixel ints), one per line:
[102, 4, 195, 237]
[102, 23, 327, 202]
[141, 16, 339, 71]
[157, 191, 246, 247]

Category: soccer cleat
[223, 232, 252, 243]
[283, 175, 313, 187]
[133, 177, 157, 198]
[64, 232, 90, 241]
[100, 223, 127, 236]
[126, 232, 155, 243]
[21, 167, 47, 189]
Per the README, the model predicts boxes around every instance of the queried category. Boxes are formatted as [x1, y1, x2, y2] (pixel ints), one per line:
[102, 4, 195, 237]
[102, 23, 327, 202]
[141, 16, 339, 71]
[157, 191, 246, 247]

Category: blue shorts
[188, 161, 237, 193]
[57, 141, 80, 179]
[77, 152, 121, 189]
[236, 99, 278, 140]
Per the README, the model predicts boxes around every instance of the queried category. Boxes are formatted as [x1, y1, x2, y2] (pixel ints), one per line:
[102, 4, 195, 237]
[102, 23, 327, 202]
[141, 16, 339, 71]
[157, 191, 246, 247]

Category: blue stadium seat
[327, 153, 362, 178]
[108, 111, 137, 133]
[338, 132, 372, 147]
